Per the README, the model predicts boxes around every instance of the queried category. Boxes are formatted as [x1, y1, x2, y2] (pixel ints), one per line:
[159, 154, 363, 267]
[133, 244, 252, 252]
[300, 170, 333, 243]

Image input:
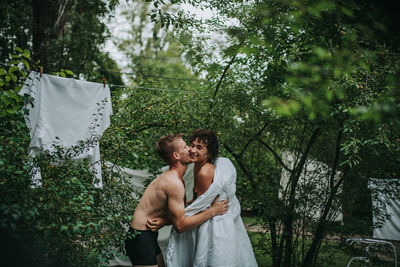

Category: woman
[188, 128, 219, 203]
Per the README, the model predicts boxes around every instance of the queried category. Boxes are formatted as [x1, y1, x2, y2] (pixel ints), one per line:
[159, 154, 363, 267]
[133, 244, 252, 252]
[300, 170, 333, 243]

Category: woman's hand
[210, 195, 229, 216]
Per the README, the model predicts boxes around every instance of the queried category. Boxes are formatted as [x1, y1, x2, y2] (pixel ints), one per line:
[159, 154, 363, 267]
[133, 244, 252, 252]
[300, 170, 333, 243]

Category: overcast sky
[103, 2, 215, 68]
[102, 2, 236, 84]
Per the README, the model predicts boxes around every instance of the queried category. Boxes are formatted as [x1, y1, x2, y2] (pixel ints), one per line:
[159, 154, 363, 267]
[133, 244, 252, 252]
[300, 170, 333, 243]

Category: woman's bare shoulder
[198, 162, 215, 178]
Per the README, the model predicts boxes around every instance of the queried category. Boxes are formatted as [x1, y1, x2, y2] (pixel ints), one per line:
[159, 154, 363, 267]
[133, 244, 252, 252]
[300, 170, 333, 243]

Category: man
[125, 133, 229, 267]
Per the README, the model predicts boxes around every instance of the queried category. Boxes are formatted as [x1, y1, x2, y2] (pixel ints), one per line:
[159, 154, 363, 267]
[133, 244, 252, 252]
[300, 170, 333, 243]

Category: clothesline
[109, 84, 203, 93]
[104, 52, 183, 61]
[0, 62, 207, 83]
[1, 62, 209, 92]
[102, 70, 207, 82]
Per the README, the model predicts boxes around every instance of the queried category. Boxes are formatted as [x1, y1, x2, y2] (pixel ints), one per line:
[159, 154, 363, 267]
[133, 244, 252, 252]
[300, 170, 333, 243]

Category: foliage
[1, 0, 400, 266]
[0, 49, 138, 267]
[101, 1, 212, 173]
[144, 0, 400, 266]
[0, 0, 123, 84]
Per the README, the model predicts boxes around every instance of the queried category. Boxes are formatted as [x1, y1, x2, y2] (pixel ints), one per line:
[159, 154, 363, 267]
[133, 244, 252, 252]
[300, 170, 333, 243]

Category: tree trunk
[282, 128, 320, 266]
[302, 126, 345, 266]
[269, 218, 280, 267]
[301, 178, 344, 266]
[31, 0, 71, 67]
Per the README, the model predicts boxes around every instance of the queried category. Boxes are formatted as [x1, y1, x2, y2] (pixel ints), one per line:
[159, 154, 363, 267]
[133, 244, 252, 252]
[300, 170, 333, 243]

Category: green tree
[0, 0, 123, 84]
[0, 49, 137, 267]
[146, 0, 400, 266]
[101, 1, 210, 172]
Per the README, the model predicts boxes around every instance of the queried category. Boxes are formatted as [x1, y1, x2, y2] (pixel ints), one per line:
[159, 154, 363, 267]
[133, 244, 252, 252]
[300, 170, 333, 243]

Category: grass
[243, 215, 258, 226]
[244, 217, 395, 267]
[248, 231, 272, 266]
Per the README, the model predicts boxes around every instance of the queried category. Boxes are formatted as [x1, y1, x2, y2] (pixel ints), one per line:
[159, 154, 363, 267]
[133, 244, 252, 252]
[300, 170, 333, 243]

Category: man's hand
[146, 217, 169, 232]
[210, 195, 229, 216]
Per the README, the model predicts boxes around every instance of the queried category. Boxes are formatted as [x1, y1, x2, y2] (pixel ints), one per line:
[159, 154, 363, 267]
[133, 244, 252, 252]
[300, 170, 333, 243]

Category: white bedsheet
[166, 157, 258, 267]
[369, 178, 400, 241]
[19, 71, 112, 188]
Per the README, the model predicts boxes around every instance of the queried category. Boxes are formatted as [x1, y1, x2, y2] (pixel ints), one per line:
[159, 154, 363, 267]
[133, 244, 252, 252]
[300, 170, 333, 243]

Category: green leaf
[21, 58, 30, 70]
[9, 73, 17, 82]
[11, 213, 20, 221]
[8, 66, 18, 73]
[20, 70, 27, 78]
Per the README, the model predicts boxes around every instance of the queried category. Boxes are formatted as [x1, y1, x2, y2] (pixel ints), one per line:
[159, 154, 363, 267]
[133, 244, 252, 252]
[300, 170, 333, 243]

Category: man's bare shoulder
[158, 170, 185, 195]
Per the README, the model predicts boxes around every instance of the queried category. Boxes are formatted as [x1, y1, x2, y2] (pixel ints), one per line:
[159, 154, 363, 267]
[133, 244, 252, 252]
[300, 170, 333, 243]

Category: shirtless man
[125, 134, 229, 267]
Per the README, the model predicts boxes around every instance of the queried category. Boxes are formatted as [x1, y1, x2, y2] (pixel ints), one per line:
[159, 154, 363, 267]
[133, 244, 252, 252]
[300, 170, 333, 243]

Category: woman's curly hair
[189, 129, 219, 164]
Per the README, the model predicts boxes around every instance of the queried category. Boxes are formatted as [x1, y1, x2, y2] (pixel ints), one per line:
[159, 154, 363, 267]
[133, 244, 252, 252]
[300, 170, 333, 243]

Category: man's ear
[172, 151, 179, 161]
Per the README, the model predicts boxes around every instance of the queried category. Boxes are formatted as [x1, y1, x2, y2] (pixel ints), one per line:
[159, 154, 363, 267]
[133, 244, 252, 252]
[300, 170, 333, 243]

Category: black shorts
[124, 227, 161, 265]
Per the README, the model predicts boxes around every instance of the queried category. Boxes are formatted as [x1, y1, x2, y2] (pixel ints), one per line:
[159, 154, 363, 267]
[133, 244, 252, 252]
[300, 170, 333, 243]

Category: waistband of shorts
[128, 226, 158, 233]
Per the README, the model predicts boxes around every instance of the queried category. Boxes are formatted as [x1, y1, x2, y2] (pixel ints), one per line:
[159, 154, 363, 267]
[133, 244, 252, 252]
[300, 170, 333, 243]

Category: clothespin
[40, 67, 43, 78]
[103, 77, 106, 88]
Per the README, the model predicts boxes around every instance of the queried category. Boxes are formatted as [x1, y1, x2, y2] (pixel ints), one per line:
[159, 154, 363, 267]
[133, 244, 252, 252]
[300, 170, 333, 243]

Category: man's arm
[165, 180, 228, 233]
[146, 195, 227, 232]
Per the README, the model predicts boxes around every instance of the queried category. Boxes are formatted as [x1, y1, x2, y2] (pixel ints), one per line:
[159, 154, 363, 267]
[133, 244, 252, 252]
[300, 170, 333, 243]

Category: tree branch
[259, 139, 291, 172]
[324, 36, 334, 56]
[239, 120, 269, 157]
[129, 123, 168, 134]
[37, 0, 71, 54]
[291, 128, 320, 188]
[282, 127, 320, 267]
[208, 53, 238, 114]
[223, 143, 257, 189]
[301, 167, 347, 267]
[329, 121, 344, 188]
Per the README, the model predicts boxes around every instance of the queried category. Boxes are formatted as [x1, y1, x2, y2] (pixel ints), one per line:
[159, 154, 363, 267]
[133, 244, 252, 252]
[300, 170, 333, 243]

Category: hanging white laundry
[166, 157, 258, 267]
[19, 71, 112, 188]
[368, 178, 400, 241]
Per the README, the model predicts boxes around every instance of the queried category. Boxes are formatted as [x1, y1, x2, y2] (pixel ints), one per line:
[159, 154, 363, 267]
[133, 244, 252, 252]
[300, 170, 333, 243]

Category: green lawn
[243, 215, 258, 226]
[244, 219, 394, 267]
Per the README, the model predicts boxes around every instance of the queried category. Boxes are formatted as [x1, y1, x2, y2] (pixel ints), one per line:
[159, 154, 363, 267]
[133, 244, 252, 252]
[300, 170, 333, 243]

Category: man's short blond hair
[156, 134, 183, 165]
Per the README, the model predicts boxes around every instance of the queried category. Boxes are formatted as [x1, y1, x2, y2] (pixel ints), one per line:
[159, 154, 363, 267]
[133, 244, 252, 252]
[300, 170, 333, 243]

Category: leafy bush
[0, 48, 138, 267]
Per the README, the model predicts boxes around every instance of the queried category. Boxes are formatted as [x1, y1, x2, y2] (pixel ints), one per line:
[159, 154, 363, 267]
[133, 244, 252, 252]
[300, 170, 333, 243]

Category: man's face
[189, 138, 209, 163]
[174, 138, 192, 164]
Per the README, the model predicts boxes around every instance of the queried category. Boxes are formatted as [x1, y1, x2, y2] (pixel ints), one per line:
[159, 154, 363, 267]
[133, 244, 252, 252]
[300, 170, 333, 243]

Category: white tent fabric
[280, 151, 343, 222]
[19, 71, 112, 188]
[368, 178, 400, 241]
[165, 157, 257, 267]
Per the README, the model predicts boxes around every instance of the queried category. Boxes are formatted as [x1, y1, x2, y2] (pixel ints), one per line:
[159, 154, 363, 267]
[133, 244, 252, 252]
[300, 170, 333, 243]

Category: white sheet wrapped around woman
[166, 157, 258, 267]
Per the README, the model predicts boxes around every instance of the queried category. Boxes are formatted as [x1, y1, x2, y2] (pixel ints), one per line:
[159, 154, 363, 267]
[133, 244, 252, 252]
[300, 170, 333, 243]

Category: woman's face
[189, 138, 209, 163]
